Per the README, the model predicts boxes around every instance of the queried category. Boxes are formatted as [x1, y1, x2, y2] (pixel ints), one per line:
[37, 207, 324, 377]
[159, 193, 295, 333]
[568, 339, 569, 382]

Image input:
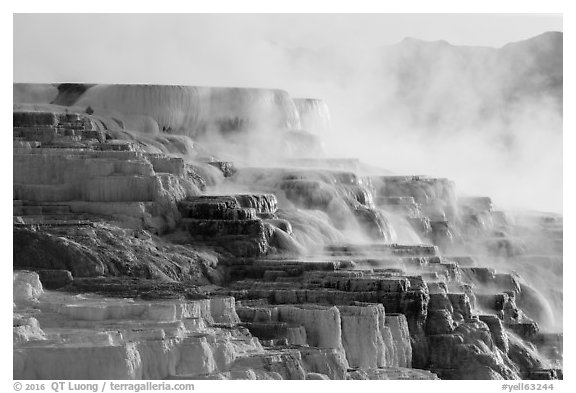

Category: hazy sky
[12, 14, 563, 212]
[13, 13, 562, 85]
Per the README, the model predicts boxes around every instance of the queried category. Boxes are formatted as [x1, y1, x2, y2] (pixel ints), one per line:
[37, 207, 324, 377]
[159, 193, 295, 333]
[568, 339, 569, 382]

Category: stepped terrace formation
[13, 83, 562, 380]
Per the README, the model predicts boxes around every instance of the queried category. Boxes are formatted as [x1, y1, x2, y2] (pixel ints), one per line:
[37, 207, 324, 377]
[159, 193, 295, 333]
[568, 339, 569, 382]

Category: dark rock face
[176, 194, 287, 257]
[183, 219, 267, 238]
[14, 110, 106, 146]
[427, 320, 520, 380]
[507, 334, 550, 378]
[14, 227, 105, 277]
[479, 315, 509, 353]
[14, 224, 221, 283]
[234, 194, 278, 215]
[426, 310, 454, 335]
[447, 293, 472, 321]
[37, 269, 73, 289]
[179, 200, 257, 221]
[52, 83, 95, 106]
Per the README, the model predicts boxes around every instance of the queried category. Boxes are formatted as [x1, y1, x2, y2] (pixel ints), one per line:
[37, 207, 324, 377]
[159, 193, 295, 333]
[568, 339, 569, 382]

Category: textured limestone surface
[12, 83, 562, 380]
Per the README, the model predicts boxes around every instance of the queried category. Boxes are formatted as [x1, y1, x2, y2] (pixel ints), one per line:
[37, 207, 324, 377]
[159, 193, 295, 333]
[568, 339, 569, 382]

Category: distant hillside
[379, 32, 562, 130]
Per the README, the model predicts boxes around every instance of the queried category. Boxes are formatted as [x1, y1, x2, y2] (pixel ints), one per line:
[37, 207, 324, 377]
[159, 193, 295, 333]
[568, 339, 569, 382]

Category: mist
[13, 14, 563, 213]
[12, 14, 565, 379]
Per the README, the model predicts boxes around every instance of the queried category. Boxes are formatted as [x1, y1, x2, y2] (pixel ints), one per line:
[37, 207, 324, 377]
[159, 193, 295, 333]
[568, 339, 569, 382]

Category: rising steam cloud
[13, 14, 563, 213]
[285, 32, 563, 214]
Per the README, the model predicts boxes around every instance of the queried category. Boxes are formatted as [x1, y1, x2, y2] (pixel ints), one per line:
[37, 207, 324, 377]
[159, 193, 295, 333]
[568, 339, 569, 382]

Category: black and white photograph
[9, 7, 567, 386]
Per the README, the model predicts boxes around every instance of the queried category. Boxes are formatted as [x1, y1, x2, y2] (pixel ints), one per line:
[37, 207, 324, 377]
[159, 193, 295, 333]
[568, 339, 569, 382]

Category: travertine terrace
[13, 83, 562, 380]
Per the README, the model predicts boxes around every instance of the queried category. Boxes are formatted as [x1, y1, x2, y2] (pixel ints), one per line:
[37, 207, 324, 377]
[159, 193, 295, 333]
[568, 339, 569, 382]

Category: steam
[13, 15, 562, 213]
[12, 15, 563, 369]
[301, 33, 563, 214]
